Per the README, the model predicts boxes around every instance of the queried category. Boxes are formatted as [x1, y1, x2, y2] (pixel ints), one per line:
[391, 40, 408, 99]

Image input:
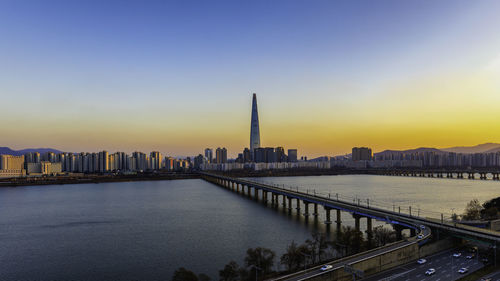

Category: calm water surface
[0, 179, 317, 280]
[1, 175, 499, 280]
[250, 175, 500, 219]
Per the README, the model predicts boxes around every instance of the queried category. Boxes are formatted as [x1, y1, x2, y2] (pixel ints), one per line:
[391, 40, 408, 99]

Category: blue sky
[1, 0, 500, 157]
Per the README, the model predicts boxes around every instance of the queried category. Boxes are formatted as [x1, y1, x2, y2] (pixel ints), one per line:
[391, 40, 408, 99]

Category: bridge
[369, 169, 500, 180]
[200, 172, 500, 280]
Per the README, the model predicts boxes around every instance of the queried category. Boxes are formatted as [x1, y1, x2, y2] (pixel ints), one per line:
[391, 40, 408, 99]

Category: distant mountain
[0, 147, 63, 156]
[440, 143, 500, 154]
[374, 147, 442, 156]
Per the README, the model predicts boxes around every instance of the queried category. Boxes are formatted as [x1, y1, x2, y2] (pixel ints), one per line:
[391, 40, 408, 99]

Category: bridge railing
[244, 178, 457, 223]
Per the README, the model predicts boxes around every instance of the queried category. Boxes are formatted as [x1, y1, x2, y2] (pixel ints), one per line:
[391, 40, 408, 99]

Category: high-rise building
[250, 93, 261, 158]
[254, 147, 267, 163]
[243, 148, 251, 163]
[215, 147, 228, 164]
[194, 154, 205, 169]
[288, 149, 298, 162]
[275, 147, 285, 162]
[150, 151, 162, 170]
[98, 151, 109, 172]
[352, 147, 372, 161]
[204, 148, 213, 163]
[0, 155, 25, 170]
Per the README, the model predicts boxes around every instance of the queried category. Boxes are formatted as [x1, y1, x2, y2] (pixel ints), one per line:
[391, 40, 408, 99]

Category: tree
[372, 226, 396, 247]
[244, 247, 276, 277]
[219, 261, 240, 281]
[482, 197, 500, 220]
[280, 240, 302, 271]
[483, 206, 499, 220]
[198, 274, 211, 281]
[462, 199, 483, 220]
[339, 226, 364, 255]
[172, 267, 199, 281]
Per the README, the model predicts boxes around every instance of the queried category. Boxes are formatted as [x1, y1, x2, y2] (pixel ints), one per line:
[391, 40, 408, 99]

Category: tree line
[456, 196, 500, 221]
[172, 226, 398, 281]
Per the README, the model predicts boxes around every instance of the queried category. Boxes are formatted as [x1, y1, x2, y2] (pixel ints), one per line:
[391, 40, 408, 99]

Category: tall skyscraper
[250, 93, 261, 157]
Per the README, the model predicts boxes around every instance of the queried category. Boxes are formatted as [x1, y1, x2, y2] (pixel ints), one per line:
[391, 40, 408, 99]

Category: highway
[364, 248, 484, 281]
[276, 226, 432, 281]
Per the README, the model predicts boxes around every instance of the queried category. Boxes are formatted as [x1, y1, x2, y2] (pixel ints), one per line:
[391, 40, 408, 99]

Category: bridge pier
[313, 203, 318, 217]
[295, 198, 301, 212]
[287, 197, 293, 211]
[353, 214, 361, 232]
[324, 207, 332, 224]
[480, 173, 487, 180]
[282, 195, 286, 208]
[393, 225, 404, 240]
[254, 188, 259, 200]
[303, 202, 310, 217]
[366, 217, 373, 235]
[457, 172, 463, 179]
[494, 173, 500, 180]
[468, 172, 475, 179]
[262, 191, 267, 203]
[336, 209, 342, 229]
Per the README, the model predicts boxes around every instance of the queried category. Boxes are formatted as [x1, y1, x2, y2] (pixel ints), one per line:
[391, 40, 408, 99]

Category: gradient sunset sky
[2, 0, 500, 158]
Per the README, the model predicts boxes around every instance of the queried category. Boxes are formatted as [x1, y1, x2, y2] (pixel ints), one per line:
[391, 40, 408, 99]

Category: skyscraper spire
[250, 93, 261, 156]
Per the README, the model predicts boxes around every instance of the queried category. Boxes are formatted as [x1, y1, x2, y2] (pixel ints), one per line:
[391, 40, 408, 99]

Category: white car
[417, 234, 424, 239]
[453, 253, 462, 258]
[458, 267, 468, 274]
[420, 225, 426, 229]
[417, 258, 427, 264]
[425, 268, 436, 275]
[320, 265, 333, 271]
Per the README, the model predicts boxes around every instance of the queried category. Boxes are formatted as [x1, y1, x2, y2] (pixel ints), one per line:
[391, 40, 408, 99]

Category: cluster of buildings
[197, 94, 302, 171]
[331, 147, 500, 169]
[7, 94, 497, 178]
[0, 151, 192, 178]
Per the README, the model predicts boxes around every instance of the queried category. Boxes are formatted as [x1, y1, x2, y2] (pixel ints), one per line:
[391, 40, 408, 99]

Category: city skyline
[2, 0, 500, 157]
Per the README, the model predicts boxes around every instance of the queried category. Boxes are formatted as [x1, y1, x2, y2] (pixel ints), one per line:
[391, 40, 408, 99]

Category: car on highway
[453, 252, 462, 258]
[320, 265, 333, 271]
[425, 268, 436, 276]
[420, 225, 425, 229]
[417, 258, 427, 264]
[466, 254, 475, 259]
[458, 267, 468, 274]
[417, 234, 424, 239]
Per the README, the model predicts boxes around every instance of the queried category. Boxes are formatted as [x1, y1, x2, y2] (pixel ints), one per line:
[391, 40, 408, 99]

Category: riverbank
[0, 173, 200, 187]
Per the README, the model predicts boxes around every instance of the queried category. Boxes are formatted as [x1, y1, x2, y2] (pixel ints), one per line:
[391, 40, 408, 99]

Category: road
[277, 226, 432, 281]
[364, 248, 483, 281]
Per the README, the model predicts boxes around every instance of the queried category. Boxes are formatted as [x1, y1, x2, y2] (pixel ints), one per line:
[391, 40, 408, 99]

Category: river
[0, 175, 498, 280]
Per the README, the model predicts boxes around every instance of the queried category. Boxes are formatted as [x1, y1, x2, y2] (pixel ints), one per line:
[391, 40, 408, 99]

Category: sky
[1, 0, 500, 158]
